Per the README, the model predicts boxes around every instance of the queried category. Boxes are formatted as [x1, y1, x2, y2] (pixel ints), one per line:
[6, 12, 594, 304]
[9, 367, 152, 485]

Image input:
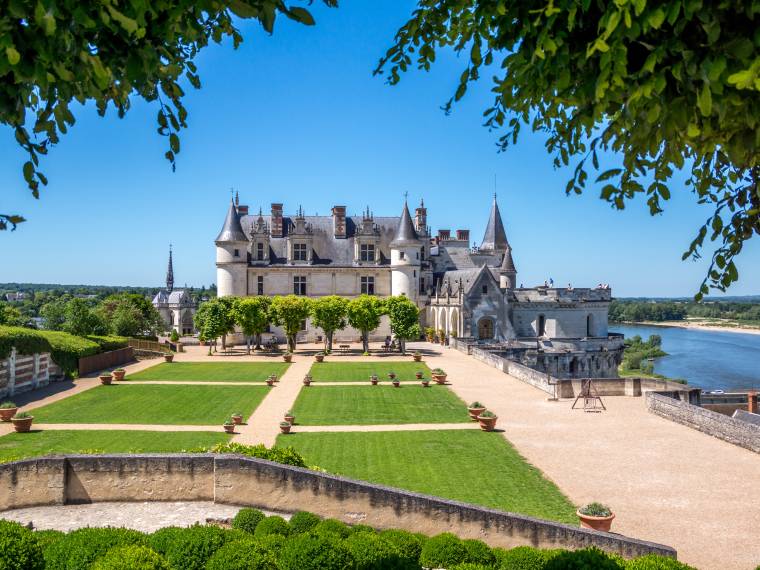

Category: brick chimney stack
[456, 229, 470, 242]
[270, 203, 283, 237]
[332, 206, 347, 238]
[437, 229, 451, 241]
[748, 391, 758, 414]
[237, 205, 249, 216]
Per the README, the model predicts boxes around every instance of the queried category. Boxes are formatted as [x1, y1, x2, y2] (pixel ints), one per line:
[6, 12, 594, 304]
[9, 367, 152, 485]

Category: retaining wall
[0, 454, 675, 559]
[646, 393, 760, 454]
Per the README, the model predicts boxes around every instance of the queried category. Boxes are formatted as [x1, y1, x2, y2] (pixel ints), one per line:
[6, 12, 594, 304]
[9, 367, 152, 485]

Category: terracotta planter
[283, 354, 292, 363]
[370, 378, 378, 386]
[12, 416, 34, 433]
[315, 354, 324, 363]
[164, 354, 174, 363]
[388, 374, 396, 381]
[421, 380, 430, 387]
[432, 374, 447, 384]
[415, 372, 423, 379]
[413, 354, 422, 362]
[303, 378, 312, 386]
[577, 510, 615, 532]
[231, 415, 243, 425]
[223, 424, 235, 434]
[284, 414, 295, 424]
[266, 379, 275, 386]
[477, 414, 498, 431]
[0, 407, 18, 422]
[113, 370, 126, 381]
[99, 374, 113, 385]
[280, 423, 292, 434]
[468, 407, 486, 421]
[392, 380, 400, 388]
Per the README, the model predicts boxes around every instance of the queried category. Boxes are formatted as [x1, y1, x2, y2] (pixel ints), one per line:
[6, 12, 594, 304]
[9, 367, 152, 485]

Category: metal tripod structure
[571, 378, 606, 412]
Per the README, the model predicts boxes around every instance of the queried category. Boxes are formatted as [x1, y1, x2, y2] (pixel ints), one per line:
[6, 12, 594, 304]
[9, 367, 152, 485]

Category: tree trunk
[327, 331, 333, 353]
[362, 331, 369, 354]
[288, 334, 296, 352]
[400, 338, 406, 355]
[221, 334, 227, 351]
[254, 333, 262, 350]
[246, 336, 251, 355]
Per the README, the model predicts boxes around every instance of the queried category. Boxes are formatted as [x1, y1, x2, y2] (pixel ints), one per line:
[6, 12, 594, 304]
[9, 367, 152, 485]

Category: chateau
[215, 194, 624, 378]
[152, 247, 197, 335]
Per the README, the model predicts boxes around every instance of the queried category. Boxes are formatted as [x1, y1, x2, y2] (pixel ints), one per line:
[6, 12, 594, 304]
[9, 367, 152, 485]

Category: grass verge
[126, 362, 290, 382]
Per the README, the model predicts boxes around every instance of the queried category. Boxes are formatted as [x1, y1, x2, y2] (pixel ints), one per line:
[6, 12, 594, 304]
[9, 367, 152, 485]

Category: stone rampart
[0, 454, 675, 559]
[646, 393, 760, 454]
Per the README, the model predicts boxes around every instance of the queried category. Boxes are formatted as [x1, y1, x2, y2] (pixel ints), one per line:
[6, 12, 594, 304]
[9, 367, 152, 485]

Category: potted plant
[303, 375, 312, 386]
[438, 329, 446, 345]
[387, 371, 396, 381]
[112, 368, 126, 381]
[231, 412, 244, 425]
[477, 410, 498, 431]
[269, 374, 279, 383]
[99, 373, 113, 385]
[415, 371, 424, 379]
[431, 368, 447, 384]
[413, 351, 422, 362]
[0, 401, 18, 422]
[392, 378, 401, 388]
[223, 419, 236, 434]
[280, 421, 292, 434]
[577, 503, 615, 532]
[11, 412, 34, 433]
[266, 377, 275, 386]
[283, 353, 293, 363]
[424, 327, 435, 342]
[284, 411, 295, 424]
[421, 378, 430, 387]
[370, 374, 378, 386]
[468, 401, 486, 421]
[164, 353, 174, 363]
[315, 353, 325, 363]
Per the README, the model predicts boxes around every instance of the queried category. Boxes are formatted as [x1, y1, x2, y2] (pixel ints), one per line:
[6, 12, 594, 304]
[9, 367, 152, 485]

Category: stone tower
[499, 246, 518, 289]
[215, 197, 248, 297]
[166, 245, 174, 293]
[480, 194, 508, 254]
[390, 199, 421, 302]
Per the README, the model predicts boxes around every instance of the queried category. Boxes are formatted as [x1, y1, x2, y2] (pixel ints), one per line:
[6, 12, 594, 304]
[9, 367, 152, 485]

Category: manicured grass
[278, 430, 577, 524]
[308, 361, 432, 382]
[30, 385, 270, 425]
[126, 362, 290, 382]
[0, 430, 231, 464]
[290, 385, 469, 425]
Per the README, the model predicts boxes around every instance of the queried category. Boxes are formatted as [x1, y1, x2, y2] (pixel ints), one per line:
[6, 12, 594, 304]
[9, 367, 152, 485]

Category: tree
[383, 295, 421, 355]
[63, 298, 105, 336]
[0, 0, 337, 231]
[377, 1, 760, 299]
[310, 295, 348, 353]
[347, 295, 383, 354]
[0, 303, 26, 327]
[232, 296, 272, 354]
[96, 293, 164, 337]
[39, 297, 69, 330]
[270, 295, 311, 352]
[194, 298, 234, 355]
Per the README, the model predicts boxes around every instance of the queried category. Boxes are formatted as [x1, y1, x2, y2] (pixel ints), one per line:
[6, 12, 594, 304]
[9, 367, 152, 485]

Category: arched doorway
[477, 318, 494, 340]
[449, 309, 459, 338]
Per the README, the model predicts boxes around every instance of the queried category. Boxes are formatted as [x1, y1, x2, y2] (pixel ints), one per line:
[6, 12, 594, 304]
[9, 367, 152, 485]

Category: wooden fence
[78, 347, 135, 376]
[127, 339, 171, 354]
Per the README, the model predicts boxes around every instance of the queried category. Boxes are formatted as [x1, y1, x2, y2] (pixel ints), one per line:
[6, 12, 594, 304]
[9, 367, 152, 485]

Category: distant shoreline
[613, 319, 760, 336]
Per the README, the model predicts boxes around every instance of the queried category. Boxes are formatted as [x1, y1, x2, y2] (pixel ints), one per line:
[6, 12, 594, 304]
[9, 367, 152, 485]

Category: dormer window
[293, 243, 308, 261]
[233, 249, 240, 257]
[399, 251, 405, 260]
[360, 244, 375, 262]
[257, 243, 264, 261]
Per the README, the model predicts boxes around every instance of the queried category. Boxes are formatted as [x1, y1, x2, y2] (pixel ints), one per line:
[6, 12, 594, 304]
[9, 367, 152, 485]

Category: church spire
[166, 245, 174, 293]
[480, 194, 509, 252]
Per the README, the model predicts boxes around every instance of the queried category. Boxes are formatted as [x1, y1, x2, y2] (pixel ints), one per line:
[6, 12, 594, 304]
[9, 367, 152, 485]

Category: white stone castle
[215, 194, 624, 378]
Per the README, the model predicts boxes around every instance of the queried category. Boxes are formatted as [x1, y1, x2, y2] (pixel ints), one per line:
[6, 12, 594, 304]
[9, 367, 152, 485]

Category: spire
[390, 198, 420, 247]
[500, 246, 516, 274]
[166, 245, 175, 293]
[480, 194, 509, 252]
[235, 190, 239, 208]
[215, 197, 247, 242]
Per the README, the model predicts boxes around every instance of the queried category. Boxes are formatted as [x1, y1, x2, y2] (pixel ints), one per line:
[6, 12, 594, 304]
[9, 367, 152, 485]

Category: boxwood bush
[231, 508, 265, 535]
[419, 533, 468, 569]
[158, 524, 237, 570]
[288, 511, 321, 534]
[85, 335, 129, 352]
[206, 442, 308, 468]
[44, 527, 146, 570]
[0, 520, 44, 570]
[462, 538, 496, 566]
[147, 527, 185, 556]
[626, 554, 698, 570]
[253, 516, 290, 538]
[32, 529, 65, 552]
[312, 518, 352, 539]
[205, 539, 278, 570]
[496, 545, 560, 569]
[277, 533, 354, 570]
[544, 547, 624, 570]
[344, 531, 413, 570]
[90, 544, 169, 570]
[378, 529, 426, 565]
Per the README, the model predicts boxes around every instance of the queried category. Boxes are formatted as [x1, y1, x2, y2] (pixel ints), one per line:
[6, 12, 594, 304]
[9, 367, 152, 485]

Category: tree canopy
[310, 295, 348, 352]
[96, 293, 164, 337]
[377, 0, 760, 299]
[346, 295, 383, 354]
[232, 296, 272, 352]
[270, 295, 311, 352]
[384, 295, 421, 354]
[1, 0, 336, 231]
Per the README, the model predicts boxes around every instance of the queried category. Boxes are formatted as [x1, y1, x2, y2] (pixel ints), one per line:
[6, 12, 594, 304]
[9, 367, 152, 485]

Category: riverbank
[616, 319, 760, 336]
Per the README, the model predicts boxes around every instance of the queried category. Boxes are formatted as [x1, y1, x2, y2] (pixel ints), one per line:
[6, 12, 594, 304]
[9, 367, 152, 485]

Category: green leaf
[228, 0, 259, 18]
[632, 0, 647, 16]
[106, 6, 138, 35]
[288, 7, 315, 26]
[697, 83, 712, 116]
[22, 161, 34, 183]
[169, 133, 180, 153]
[5, 47, 20, 66]
[647, 8, 666, 29]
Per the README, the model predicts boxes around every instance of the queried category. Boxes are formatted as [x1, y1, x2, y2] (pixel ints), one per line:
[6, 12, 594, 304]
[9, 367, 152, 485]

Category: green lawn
[278, 430, 576, 524]
[126, 362, 290, 382]
[0, 430, 231, 463]
[30, 385, 270, 425]
[308, 362, 432, 382]
[290, 385, 469, 425]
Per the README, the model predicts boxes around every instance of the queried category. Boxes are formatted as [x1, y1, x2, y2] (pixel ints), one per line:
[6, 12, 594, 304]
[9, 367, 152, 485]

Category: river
[609, 324, 760, 392]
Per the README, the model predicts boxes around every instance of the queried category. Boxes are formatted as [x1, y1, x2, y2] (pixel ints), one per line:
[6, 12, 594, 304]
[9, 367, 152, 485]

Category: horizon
[2, 0, 759, 298]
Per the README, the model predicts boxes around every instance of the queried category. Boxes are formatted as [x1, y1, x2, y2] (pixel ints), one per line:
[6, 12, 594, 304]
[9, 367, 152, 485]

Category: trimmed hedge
[205, 539, 278, 570]
[277, 534, 354, 570]
[0, 520, 44, 570]
[43, 527, 146, 570]
[544, 547, 624, 569]
[157, 524, 240, 570]
[378, 529, 425, 565]
[0, 326, 100, 375]
[254, 516, 290, 538]
[626, 555, 698, 570]
[462, 538, 496, 566]
[288, 511, 321, 535]
[419, 533, 468, 569]
[231, 508, 265, 535]
[312, 519, 352, 539]
[208, 442, 309, 467]
[85, 335, 129, 352]
[90, 545, 169, 570]
[344, 532, 414, 570]
[496, 545, 559, 569]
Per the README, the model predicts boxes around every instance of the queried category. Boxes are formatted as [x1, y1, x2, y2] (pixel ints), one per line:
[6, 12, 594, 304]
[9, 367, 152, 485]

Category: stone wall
[0, 454, 676, 559]
[646, 393, 760, 454]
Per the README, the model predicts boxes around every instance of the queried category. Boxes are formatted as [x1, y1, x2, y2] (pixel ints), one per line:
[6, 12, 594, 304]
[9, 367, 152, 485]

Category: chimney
[237, 205, 249, 216]
[748, 391, 758, 414]
[271, 203, 283, 237]
[332, 206, 347, 238]
[456, 229, 469, 242]
[438, 229, 451, 241]
[415, 200, 427, 235]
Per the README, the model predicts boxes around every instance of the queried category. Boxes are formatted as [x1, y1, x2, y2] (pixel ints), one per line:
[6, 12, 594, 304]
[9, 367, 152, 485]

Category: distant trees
[310, 296, 348, 353]
[96, 294, 164, 337]
[610, 300, 760, 324]
[347, 295, 384, 355]
[0, 303, 25, 327]
[62, 298, 105, 336]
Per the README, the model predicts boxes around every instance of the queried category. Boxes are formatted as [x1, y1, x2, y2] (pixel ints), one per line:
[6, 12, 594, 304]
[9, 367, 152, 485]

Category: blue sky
[2, 1, 758, 297]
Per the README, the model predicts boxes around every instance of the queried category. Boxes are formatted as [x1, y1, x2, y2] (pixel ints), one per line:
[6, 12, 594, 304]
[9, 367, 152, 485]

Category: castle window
[293, 243, 308, 261]
[257, 276, 264, 295]
[420, 247, 425, 261]
[294, 275, 307, 296]
[361, 276, 375, 295]
[537, 315, 546, 337]
[399, 251, 405, 260]
[360, 244, 375, 262]
[257, 243, 264, 261]
[233, 249, 240, 257]
[482, 285, 488, 294]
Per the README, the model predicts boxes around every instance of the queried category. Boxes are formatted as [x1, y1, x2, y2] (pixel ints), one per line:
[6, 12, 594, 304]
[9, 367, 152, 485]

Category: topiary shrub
[44, 527, 146, 570]
[277, 533, 354, 570]
[450, 564, 491, 570]
[312, 518, 351, 539]
[91, 545, 169, 570]
[158, 525, 233, 570]
[0, 520, 44, 570]
[462, 539, 496, 565]
[497, 546, 558, 570]
[85, 335, 129, 352]
[350, 524, 377, 535]
[419, 533, 468, 569]
[288, 511, 321, 534]
[231, 508, 265, 535]
[147, 527, 185, 557]
[253, 516, 290, 538]
[626, 554, 698, 570]
[205, 539, 278, 570]
[255, 533, 288, 555]
[378, 529, 425, 566]
[207, 442, 308, 467]
[544, 547, 624, 570]
[344, 532, 412, 570]
[33, 529, 65, 552]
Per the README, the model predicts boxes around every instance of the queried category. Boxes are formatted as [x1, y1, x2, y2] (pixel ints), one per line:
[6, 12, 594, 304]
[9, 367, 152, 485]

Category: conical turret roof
[500, 246, 516, 274]
[215, 198, 247, 243]
[480, 195, 508, 251]
[390, 200, 420, 247]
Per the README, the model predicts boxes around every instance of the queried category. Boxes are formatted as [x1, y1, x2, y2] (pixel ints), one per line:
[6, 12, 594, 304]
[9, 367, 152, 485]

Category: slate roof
[437, 265, 499, 295]
[390, 202, 420, 247]
[480, 196, 509, 252]
[152, 289, 193, 307]
[215, 200, 247, 243]
[500, 246, 517, 273]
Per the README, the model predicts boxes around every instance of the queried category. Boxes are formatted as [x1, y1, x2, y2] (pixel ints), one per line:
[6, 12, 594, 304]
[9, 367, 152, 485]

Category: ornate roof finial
[166, 244, 175, 293]
[235, 190, 239, 207]
[404, 190, 409, 202]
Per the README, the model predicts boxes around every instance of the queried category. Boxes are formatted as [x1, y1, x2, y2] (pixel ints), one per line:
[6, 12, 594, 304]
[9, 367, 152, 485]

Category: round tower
[390, 200, 421, 302]
[215, 197, 248, 297]
[499, 246, 518, 290]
